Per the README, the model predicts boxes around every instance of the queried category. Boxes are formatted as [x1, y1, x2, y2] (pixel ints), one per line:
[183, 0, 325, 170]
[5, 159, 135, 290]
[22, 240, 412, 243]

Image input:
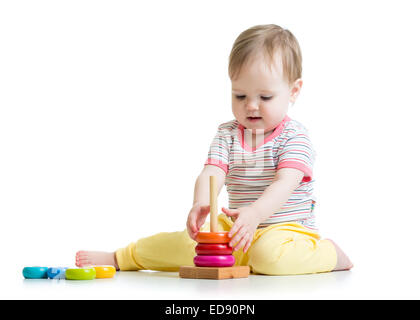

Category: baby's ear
[290, 78, 303, 103]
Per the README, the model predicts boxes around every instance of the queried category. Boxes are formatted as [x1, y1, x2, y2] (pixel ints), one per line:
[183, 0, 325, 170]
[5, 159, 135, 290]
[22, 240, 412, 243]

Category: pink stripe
[278, 158, 309, 163]
[212, 143, 226, 147]
[277, 161, 312, 182]
[210, 151, 226, 158]
[230, 176, 274, 181]
[269, 210, 311, 218]
[229, 192, 262, 195]
[205, 159, 228, 174]
[279, 151, 311, 159]
[230, 168, 276, 172]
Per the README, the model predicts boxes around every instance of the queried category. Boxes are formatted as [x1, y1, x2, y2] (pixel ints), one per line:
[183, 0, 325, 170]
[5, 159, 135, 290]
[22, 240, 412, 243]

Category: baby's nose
[245, 99, 259, 111]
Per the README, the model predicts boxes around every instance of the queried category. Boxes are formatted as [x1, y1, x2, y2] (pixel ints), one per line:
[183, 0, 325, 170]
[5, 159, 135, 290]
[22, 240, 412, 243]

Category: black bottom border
[1, 299, 418, 318]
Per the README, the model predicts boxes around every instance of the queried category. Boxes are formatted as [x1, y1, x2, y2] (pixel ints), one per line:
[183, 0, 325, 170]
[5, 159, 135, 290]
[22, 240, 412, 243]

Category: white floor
[4, 264, 420, 300]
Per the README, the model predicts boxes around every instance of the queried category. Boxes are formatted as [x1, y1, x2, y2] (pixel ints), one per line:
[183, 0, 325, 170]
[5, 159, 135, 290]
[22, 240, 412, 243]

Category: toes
[76, 258, 91, 267]
[75, 251, 84, 261]
[76, 250, 87, 257]
[75, 251, 90, 267]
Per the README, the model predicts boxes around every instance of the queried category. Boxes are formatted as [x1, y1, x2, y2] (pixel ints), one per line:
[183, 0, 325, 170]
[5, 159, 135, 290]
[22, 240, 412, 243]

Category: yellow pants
[115, 214, 337, 275]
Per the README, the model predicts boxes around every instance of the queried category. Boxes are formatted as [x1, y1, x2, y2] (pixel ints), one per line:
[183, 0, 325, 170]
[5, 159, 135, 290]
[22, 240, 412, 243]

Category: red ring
[196, 232, 231, 244]
[195, 243, 233, 255]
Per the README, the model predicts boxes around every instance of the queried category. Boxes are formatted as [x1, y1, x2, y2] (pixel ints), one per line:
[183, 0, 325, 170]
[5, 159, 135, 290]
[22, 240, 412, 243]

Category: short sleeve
[276, 130, 315, 182]
[204, 124, 230, 174]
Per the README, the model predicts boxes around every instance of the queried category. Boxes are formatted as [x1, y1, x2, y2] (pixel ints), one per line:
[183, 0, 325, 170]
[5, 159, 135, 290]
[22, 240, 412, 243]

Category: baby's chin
[238, 117, 267, 131]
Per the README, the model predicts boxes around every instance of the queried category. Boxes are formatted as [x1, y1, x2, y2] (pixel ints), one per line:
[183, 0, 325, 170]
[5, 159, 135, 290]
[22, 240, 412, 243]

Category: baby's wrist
[249, 204, 265, 224]
[192, 201, 208, 208]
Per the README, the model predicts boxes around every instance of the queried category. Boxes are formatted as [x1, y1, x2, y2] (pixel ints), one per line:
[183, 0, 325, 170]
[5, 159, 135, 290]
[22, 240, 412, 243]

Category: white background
[1, 0, 420, 299]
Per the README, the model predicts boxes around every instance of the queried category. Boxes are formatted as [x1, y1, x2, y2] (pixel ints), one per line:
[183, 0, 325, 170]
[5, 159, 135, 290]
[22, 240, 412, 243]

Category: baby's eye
[235, 95, 246, 100]
[261, 96, 273, 101]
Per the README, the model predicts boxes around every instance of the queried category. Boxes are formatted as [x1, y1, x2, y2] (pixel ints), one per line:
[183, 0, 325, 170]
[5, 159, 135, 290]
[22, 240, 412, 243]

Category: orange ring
[196, 231, 231, 244]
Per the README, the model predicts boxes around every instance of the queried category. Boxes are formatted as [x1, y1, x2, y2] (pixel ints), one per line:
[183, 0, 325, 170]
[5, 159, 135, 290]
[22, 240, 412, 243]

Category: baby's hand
[222, 206, 260, 253]
[186, 203, 210, 240]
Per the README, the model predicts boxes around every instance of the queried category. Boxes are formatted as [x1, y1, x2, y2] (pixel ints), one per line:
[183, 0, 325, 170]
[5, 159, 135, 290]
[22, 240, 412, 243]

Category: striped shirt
[205, 115, 317, 230]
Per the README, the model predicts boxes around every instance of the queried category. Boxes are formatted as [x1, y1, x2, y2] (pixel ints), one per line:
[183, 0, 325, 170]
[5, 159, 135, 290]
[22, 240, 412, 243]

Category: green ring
[65, 267, 96, 280]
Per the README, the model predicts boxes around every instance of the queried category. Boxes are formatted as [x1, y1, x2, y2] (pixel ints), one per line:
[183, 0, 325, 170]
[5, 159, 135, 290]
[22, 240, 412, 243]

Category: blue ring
[47, 267, 68, 279]
[22, 267, 49, 279]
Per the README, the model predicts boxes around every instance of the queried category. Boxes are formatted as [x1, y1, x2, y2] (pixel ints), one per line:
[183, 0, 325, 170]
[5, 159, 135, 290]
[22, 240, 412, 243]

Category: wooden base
[179, 265, 250, 280]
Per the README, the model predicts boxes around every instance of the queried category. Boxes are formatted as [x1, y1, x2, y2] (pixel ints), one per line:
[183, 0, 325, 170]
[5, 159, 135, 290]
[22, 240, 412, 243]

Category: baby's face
[231, 52, 302, 134]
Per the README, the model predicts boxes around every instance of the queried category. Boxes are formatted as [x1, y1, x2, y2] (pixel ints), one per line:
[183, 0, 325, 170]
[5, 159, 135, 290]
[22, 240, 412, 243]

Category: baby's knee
[248, 236, 296, 275]
[249, 230, 321, 275]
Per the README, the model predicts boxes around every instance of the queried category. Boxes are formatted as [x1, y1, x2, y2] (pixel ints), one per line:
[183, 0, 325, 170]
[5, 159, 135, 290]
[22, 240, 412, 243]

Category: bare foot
[75, 251, 119, 270]
[327, 239, 353, 271]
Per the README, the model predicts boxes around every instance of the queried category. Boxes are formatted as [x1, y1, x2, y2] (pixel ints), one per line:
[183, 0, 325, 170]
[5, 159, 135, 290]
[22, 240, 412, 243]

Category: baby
[76, 24, 352, 275]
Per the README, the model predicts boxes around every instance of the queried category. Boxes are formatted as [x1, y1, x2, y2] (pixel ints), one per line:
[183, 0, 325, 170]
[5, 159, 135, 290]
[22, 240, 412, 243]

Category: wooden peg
[209, 175, 218, 232]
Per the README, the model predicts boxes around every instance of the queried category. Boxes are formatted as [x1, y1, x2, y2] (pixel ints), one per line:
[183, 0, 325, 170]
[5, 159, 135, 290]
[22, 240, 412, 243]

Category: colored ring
[196, 232, 231, 244]
[195, 243, 233, 255]
[47, 267, 68, 279]
[194, 255, 235, 267]
[22, 267, 49, 279]
[93, 265, 116, 279]
[65, 267, 96, 280]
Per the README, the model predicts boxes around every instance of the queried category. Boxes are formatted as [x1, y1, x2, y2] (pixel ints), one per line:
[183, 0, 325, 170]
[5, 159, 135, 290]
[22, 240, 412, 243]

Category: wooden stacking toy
[179, 176, 250, 280]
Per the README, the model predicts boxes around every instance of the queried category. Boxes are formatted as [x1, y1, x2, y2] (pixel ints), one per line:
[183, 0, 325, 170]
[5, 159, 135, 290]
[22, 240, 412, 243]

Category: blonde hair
[228, 24, 302, 85]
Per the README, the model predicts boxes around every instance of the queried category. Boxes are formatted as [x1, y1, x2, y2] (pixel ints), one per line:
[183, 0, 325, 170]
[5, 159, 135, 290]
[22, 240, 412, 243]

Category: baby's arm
[223, 168, 304, 252]
[186, 165, 226, 239]
[250, 167, 304, 222]
[192, 165, 226, 207]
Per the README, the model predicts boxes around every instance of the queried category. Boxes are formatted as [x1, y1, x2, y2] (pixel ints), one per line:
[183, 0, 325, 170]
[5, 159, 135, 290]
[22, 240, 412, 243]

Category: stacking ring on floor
[193, 255, 235, 267]
[22, 267, 49, 279]
[47, 267, 68, 279]
[195, 243, 233, 255]
[65, 267, 96, 280]
[93, 265, 116, 279]
[196, 231, 231, 244]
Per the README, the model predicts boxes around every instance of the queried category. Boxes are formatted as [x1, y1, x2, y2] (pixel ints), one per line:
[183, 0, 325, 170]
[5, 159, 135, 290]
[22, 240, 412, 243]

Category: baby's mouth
[247, 117, 262, 121]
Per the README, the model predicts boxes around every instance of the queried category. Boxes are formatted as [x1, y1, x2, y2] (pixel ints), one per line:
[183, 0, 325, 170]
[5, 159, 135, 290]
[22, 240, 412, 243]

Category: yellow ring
[93, 265, 116, 279]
